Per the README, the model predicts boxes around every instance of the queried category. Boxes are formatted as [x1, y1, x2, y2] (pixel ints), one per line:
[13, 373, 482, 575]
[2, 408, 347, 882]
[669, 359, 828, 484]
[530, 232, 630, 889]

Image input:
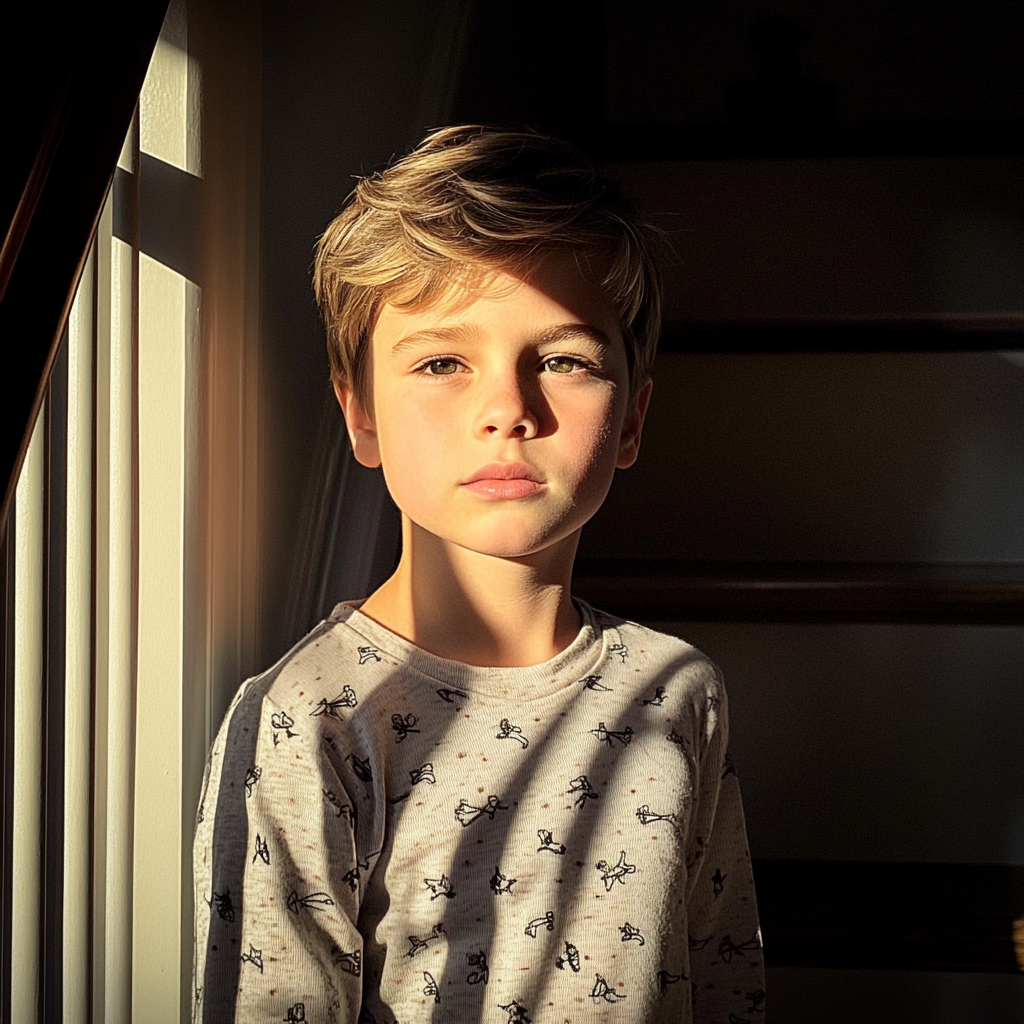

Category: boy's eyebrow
[391, 323, 481, 354]
[391, 322, 612, 354]
[534, 323, 612, 348]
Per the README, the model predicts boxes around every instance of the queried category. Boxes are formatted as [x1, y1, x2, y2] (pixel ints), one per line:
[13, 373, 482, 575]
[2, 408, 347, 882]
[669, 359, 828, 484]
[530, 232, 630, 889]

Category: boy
[194, 126, 762, 1024]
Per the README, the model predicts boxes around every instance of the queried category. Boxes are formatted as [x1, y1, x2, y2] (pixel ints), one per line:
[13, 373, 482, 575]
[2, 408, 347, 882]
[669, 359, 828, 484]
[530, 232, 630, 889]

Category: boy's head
[313, 125, 662, 411]
[313, 126, 661, 561]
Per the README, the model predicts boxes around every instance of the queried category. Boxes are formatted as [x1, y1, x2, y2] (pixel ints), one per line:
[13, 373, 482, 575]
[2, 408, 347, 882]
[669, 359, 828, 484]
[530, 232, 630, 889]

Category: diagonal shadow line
[522, 645, 712, 1016]
[431, 690, 596, 1020]
[427, 633, 708, 1022]
[511, 645, 711, 1018]
[338, 648, 471, 1020]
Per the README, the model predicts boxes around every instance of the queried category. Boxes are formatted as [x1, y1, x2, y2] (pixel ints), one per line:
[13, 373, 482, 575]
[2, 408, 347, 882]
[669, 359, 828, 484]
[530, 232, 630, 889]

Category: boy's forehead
[373, 257, 623, 353]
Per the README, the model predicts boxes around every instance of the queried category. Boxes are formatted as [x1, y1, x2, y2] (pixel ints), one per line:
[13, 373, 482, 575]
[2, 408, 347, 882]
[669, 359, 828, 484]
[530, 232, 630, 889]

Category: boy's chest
[350, 686, 698, 1023]
[360, 680, 698, 870]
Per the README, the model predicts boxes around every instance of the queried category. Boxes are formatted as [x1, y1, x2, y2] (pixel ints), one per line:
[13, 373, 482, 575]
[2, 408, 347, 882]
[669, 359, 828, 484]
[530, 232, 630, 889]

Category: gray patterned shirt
[193, 600, 764, 1023]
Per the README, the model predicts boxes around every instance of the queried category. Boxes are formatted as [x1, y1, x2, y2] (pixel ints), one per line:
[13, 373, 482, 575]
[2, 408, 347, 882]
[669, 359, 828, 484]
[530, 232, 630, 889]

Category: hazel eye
[542, 356, 581, 374]
[423, 358, 460, 375]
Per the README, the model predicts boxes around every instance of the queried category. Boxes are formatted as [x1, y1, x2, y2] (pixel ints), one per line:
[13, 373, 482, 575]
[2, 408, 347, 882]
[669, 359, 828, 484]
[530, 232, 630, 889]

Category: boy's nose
[478, 375, 540, 439]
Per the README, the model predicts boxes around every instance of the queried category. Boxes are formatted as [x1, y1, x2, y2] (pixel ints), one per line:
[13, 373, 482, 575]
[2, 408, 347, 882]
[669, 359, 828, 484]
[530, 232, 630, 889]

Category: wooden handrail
[573, 560, 1024, 625]
[0, 4, 169, 536]
[657, 317, 1024, 354]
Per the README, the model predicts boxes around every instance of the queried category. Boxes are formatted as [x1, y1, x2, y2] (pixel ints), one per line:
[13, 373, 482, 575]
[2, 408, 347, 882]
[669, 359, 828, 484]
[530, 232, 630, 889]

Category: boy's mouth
[462, 462, 545, 499]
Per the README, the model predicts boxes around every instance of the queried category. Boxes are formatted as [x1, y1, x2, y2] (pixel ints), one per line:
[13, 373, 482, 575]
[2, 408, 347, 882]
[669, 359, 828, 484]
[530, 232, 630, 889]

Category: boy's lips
[461, 461, 546, 499]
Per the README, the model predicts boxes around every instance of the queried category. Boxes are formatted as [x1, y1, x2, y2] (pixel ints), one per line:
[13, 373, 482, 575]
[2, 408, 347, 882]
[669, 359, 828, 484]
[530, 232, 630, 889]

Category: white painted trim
[132, 253, 199, 1024]
[64, 245, 95, 1022]
[104, 234, 137, 1024]
[12, 408, 45, 1022]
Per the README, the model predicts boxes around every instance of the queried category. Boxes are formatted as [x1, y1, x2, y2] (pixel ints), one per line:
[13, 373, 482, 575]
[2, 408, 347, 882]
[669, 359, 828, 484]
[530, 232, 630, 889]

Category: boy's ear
[616, 377, 653, 470]
[334, 380, 382, 468]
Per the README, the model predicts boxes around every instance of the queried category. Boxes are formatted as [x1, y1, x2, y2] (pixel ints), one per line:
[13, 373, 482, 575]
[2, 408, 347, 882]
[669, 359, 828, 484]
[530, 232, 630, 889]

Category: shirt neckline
[327, 597, 610, 702]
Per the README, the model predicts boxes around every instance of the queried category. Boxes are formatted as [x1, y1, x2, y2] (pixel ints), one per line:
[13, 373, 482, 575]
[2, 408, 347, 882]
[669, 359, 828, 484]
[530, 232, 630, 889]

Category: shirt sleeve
[684, 683, 765, 1024]
[194, 682, 367, 1024]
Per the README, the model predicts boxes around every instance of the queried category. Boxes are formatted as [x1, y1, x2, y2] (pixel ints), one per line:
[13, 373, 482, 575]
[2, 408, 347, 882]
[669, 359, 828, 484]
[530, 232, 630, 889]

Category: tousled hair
[313, 125, 662, 408]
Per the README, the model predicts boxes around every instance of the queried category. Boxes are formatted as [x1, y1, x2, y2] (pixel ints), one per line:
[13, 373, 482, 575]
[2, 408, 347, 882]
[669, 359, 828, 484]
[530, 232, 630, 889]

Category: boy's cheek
[379, 424, 452, 487]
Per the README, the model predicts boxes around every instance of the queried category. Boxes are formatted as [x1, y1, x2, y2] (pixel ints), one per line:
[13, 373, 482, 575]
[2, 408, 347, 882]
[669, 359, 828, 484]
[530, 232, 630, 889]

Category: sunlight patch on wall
[140, 0, 202, 177]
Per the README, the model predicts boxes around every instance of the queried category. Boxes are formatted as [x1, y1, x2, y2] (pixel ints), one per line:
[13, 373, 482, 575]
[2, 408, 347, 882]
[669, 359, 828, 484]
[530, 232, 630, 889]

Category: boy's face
[337, 253, 651, 561]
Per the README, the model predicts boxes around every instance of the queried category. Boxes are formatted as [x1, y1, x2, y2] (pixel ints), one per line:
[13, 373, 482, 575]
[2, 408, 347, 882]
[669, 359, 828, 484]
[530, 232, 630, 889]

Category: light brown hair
[313, 125, 662, 407]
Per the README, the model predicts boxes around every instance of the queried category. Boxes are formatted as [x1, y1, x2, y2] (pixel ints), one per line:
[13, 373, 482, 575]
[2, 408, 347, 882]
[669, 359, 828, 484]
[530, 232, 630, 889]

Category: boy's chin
[447, 526, 580, 562]
[406, 509, 585, 562]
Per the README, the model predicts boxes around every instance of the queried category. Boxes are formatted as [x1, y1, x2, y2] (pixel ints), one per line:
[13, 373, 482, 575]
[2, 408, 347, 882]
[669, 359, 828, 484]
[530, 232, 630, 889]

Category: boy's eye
[422, 358, 460, 375]
[542, 356, 582, 374]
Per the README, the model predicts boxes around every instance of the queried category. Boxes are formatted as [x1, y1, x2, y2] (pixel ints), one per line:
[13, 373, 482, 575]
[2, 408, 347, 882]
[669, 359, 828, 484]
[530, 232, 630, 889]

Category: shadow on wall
[604, 157, 1024, 322]
[661, 620, 1024, 866]
[583, 351, 1024, 564]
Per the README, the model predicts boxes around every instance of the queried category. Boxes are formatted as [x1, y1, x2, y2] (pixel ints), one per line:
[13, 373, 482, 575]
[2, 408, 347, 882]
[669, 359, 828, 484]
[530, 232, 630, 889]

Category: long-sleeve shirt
[194, 599, 764, 1024]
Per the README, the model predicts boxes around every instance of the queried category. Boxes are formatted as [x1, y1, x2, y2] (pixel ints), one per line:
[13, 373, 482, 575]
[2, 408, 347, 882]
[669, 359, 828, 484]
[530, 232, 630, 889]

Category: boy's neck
[358, 519, 582, 668]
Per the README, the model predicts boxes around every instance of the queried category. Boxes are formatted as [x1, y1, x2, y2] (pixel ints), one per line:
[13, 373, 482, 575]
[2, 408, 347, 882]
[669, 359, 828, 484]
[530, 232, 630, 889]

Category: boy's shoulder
[231, 602, 406, 712]
[578, 600, 727, 715]
[212, 605, 390, 741]
[586, 601, 722, 671]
